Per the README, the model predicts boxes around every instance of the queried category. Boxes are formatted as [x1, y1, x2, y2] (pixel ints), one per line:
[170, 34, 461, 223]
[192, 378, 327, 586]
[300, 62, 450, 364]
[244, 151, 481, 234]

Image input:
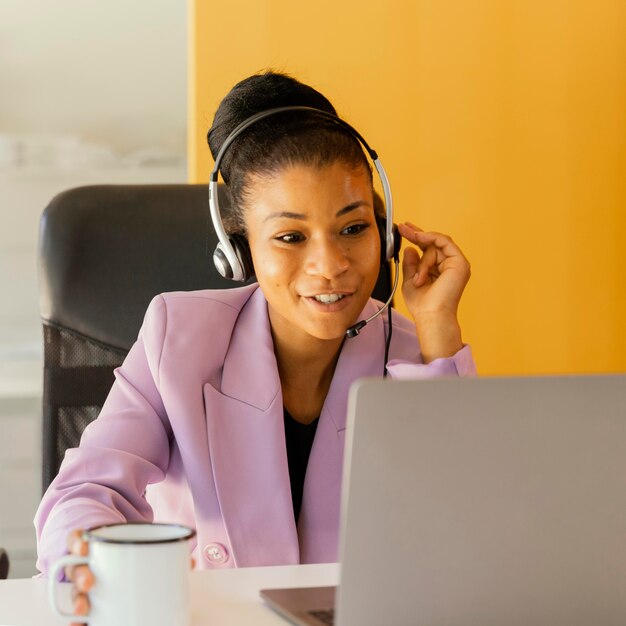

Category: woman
[35, 71, 475, 616]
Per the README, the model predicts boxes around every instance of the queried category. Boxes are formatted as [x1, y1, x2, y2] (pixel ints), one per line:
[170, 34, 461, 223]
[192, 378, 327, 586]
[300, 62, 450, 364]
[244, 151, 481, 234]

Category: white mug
[49, 522, 196, 626]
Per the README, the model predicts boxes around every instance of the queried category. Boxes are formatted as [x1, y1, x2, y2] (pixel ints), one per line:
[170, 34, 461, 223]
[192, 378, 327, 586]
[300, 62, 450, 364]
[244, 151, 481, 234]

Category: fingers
[74, 565, 95, 590]
[65, 529, 89, 581]
[415, 245, 439, 286]
[67, 529, 88, 556]
[68, 563, 94, 624]
[398, 222, 470, 284]
[71, 588, 91, 623]
[398, 222, 466, 261]
[70, 585, 90, 626]
[66, 528, 92, 626]
[401, 246, 420, 281]
[399, 223, 446, 286]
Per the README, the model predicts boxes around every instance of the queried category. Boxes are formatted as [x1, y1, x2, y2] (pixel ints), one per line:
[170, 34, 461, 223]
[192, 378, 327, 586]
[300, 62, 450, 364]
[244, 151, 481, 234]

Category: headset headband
[209, 106, 394, 281]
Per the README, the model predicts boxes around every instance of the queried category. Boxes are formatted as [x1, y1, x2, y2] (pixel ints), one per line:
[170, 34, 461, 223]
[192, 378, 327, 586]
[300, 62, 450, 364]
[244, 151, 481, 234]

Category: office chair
[38, 184, 393, 494]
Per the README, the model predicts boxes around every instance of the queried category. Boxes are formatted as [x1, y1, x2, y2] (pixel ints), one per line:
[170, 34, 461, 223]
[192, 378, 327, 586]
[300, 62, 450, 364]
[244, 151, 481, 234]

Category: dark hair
[207, 71, 373, 234]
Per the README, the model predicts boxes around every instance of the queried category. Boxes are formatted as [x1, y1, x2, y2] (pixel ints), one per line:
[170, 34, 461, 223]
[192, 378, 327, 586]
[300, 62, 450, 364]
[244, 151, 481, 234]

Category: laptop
[261, 375, 626, 626]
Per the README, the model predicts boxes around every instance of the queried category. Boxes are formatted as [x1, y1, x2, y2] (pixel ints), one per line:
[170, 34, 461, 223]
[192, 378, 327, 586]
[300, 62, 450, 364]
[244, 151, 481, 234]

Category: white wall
[0, 0, 187, 154]
[0, 0, 187, 578]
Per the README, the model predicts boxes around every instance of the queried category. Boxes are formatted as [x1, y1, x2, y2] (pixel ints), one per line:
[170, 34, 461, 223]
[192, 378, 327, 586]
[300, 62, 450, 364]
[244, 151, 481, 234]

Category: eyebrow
[263, 201, 370, 222]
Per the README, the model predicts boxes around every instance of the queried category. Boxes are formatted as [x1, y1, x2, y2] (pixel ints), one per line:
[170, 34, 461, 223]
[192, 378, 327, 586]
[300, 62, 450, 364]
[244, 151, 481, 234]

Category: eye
[276, 232, 305, 244]
[341, 223, 370, 236]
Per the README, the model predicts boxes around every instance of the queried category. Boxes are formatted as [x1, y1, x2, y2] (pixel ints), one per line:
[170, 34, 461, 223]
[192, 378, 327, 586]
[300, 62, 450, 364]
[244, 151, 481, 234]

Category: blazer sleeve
[34, 295, 173, 577]
[386, 344, 477, 379]
[384, 311, 477, 379]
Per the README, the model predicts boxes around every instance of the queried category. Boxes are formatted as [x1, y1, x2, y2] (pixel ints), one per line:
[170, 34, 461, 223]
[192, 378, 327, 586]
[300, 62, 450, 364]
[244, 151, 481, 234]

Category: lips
[314, 294, 346, 304]
[301, 290, 356, 314]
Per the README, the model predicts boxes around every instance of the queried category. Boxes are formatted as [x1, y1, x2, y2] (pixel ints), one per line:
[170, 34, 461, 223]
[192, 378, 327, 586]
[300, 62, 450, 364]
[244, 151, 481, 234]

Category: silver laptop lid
[337, 375, 626, 626]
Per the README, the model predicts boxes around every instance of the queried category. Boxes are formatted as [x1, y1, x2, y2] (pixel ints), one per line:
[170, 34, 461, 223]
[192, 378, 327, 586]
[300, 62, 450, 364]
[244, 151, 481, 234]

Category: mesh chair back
[38, 184, 393, 493]
[42, 324, 127, 493]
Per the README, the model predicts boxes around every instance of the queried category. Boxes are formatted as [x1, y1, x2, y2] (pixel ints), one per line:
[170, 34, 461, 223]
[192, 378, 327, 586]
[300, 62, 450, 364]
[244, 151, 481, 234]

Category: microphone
[346, 261, 400, 338]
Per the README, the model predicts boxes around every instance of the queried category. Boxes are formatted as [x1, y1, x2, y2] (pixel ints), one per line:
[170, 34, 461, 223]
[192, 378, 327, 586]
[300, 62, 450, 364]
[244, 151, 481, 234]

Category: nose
[304, 235, 350, 279]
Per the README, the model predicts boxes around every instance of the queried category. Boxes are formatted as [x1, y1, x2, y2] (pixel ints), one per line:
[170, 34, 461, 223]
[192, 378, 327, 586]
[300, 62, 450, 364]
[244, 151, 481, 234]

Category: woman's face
[244, 161, 381, 346]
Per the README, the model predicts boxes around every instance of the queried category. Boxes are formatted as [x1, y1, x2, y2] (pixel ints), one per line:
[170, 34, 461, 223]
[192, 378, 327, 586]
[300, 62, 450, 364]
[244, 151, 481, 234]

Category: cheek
[363, 243, 383, 292]
[362, 231, 382, 272]
[250, 246, 293, 288]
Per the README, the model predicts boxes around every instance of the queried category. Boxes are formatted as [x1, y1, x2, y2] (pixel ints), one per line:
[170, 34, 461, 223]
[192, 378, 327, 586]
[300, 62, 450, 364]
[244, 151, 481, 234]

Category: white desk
[0, 563, 338, 626]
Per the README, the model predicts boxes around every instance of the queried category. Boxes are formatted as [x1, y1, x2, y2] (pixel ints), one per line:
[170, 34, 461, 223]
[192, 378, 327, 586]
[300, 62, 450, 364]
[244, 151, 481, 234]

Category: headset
[209, 105, 401, 339]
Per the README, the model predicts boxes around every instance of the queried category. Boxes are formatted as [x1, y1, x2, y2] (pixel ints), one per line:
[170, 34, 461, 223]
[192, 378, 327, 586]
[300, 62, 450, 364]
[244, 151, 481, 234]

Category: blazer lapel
[203, 293, 389, 566]
[203, 289, 299, 567]
[298, 302, 387, 563]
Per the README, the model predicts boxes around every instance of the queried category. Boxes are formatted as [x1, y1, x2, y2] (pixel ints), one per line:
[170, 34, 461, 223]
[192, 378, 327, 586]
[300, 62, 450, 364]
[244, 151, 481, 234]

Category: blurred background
[0, 0, 186, 577]
[1, 0, 625, 577]
[190, 0, 626, 377]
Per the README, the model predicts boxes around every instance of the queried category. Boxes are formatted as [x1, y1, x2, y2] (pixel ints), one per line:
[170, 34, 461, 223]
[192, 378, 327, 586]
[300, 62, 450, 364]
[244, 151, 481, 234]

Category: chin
[305, 320, 357, 342]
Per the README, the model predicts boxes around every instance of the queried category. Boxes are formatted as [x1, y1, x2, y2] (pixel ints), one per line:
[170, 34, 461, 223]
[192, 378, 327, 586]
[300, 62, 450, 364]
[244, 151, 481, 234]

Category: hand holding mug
[49, 523, 196, 626]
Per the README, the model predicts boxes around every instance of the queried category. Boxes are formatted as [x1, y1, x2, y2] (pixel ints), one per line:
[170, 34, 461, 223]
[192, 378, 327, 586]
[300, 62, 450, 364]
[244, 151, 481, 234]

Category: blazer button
[203, 542, 229, 565]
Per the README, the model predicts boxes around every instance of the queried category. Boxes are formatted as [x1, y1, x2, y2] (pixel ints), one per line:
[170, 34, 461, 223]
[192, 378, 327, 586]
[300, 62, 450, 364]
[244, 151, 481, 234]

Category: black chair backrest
[38, 184, 393, 493]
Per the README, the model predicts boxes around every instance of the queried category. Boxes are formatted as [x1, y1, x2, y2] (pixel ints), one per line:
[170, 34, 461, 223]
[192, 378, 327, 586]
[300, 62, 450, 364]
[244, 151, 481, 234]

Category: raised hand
[398, 222, 471, 362]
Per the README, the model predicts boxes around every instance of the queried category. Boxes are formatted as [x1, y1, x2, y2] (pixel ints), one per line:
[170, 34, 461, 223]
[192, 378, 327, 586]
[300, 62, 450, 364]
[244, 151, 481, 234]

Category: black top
[283, 408, 319, 523]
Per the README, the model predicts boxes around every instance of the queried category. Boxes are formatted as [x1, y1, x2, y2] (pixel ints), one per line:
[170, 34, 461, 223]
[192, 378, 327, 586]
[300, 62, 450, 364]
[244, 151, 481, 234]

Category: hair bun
[208, 71, 337, 160]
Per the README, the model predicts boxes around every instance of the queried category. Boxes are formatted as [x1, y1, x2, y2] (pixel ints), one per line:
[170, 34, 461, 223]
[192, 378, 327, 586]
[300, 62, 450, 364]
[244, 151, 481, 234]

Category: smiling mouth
[313, 294, 346, 304]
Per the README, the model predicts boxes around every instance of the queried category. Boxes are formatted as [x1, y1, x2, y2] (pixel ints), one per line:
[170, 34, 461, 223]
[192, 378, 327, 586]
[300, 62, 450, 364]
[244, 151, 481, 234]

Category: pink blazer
[35, 285, 476, 575]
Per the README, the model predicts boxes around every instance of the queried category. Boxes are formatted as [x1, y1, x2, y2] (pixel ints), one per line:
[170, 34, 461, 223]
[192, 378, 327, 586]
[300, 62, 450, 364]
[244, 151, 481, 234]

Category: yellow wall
[189, 0, 626, 376]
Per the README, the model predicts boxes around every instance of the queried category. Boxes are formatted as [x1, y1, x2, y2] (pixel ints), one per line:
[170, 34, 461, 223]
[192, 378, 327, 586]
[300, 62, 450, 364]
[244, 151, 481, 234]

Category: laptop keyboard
[308, 609, 335, 625]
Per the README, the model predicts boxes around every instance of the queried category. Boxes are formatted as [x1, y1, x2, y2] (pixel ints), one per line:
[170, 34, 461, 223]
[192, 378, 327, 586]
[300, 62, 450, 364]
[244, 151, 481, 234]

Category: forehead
[244, 162, 373, 219]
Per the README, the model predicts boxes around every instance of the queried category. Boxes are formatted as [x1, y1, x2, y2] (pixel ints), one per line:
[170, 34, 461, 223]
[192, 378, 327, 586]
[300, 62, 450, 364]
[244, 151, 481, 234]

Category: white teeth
[314, 294, 345, 304]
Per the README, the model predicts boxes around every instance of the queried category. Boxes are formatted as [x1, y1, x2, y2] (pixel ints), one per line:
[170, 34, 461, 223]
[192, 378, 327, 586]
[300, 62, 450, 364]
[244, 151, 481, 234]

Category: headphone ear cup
[391, 223, 401, 261]
[376, 216, 387, 265]
[376, 217, 401, 265]
[230, 233, 255, 281]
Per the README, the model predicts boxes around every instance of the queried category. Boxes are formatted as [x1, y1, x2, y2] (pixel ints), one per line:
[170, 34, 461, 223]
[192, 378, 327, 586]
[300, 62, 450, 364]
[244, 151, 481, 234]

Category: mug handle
[48, 554, 90, 622]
